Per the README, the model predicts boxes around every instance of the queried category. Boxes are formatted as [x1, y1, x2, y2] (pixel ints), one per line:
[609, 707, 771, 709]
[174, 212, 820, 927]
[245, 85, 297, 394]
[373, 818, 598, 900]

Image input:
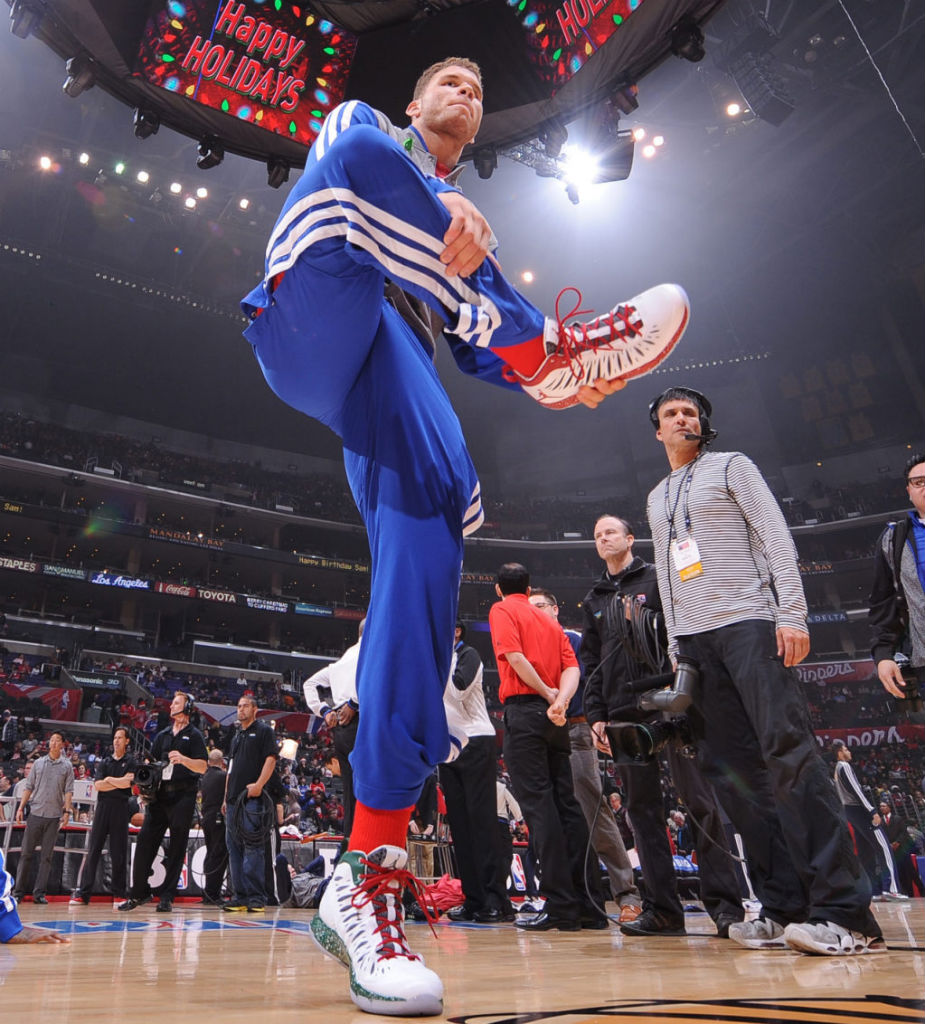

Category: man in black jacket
[198, 748, 227, 906]
[869, 452, 925, 706]
[582, 515, 743, 938]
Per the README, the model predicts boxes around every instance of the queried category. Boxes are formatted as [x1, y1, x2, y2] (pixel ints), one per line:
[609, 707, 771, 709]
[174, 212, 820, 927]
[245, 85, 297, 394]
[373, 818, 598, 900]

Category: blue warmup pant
[0, 846, 23, 943]
[243, 120, 546, 810]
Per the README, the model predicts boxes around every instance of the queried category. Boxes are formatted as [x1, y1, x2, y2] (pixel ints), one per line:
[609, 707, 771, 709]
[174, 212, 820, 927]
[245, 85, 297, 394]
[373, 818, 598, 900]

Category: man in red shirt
[489, 562, 608, 931]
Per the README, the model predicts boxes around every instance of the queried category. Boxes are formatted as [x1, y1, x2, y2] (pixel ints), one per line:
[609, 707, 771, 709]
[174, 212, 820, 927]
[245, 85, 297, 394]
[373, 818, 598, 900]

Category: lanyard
[663, 455, 700, 545]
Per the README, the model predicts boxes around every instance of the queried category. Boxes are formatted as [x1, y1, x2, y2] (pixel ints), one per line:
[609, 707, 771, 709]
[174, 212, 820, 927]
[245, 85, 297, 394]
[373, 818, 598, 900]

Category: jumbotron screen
[135, 0, 357, 148]
[513, 0, 652, 88]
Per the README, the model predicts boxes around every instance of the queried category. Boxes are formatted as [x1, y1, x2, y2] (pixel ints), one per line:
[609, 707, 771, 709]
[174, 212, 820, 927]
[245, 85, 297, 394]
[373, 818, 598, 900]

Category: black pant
[130, 788, 198, 901]
[333, 716, 359, 839]
[503, 697, 604, 920]
[201, 813, 228, 901]
[76, 799, 130, 899]
[439, 734, 510, 913]
[680, 619, 877, 935]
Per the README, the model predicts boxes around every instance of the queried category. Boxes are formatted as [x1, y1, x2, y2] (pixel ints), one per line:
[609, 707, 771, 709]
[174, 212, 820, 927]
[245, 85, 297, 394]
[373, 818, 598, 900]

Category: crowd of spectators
[1, 410, 913, 541]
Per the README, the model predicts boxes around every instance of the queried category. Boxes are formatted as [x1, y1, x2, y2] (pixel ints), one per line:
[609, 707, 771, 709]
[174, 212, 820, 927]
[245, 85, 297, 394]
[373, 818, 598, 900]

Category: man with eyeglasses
[869, 452, 925, 704]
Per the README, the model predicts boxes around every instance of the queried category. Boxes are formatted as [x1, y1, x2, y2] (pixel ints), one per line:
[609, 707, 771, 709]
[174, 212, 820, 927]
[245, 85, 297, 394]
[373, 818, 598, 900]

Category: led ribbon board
[510, 0, 650, 85]
[135, 0, 357, 147]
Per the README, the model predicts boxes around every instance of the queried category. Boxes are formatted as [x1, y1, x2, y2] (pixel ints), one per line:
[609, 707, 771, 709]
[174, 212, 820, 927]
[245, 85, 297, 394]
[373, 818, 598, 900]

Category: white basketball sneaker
[311, 845, 444, 1016]
[783, 920, 887, 956]
[510, 283, 690, 409]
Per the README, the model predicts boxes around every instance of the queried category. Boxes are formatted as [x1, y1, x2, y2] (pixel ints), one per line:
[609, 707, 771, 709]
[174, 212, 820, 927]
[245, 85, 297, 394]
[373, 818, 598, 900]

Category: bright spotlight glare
[184, 196, 196, 209]
[196, 186, 208, 199]
[642, 144, 656, 159]
[653, 135, 665, 147]
[726, 102, 742, 117]
[169, 181, 182, 194]
[136, 170, 150, 184]
[560, 146, 600, 191]
[521, 270, 534, 284]
[238, 197, 250, 210]
[39, 155, 52, 171]
[632, 127, 646, 142]
[78, 152, 90, 165]
[114, 162, 125, 175]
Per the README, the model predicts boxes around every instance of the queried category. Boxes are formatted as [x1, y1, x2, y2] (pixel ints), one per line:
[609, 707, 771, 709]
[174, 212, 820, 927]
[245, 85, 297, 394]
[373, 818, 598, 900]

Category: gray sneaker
[727, 917, 788, 949]
[783, 920, 887, 956]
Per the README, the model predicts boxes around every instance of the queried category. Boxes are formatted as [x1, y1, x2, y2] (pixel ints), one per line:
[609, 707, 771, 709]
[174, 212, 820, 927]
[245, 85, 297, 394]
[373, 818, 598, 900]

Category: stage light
[169, 181, 182, 194]
[561, 146, 600, 192]
[267, 156, 290, 189]
[197, 137, 224, 171]
[184, 196, 196, 209]
[238, 198, 250, 210]
[539, 121, 568, 160]
[196, 186, 208, 199]
[114, 162, 125, 175]
[670, 15, 705, 63]
[521, 271, 534, 284]
[642, 144, 656, 158]
[726, 102, 742, 117]
[9, 0, 42, 39]
[38, 155, 52, 171]
[133, 107, 160, 140]
[63, 54, 96, 98]
[632, 127, 646, 142]
[136, 170, 149, 184]
[78, 152, 90, 165]
[653, 135, 664, 147]
[474, 146, 497, 180]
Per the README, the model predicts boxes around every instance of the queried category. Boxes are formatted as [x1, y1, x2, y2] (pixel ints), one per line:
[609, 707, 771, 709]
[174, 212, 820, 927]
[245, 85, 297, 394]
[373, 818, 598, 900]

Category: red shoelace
[554, 286, 641, 378]
[353, 857, 437, 959]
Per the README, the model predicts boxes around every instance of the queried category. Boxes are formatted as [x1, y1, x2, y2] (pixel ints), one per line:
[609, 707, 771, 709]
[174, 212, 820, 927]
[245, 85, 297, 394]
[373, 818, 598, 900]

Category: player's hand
[337, 705, 356, 726]
[323, 711, 337, 728]
[7, 926, 70, 944]
[871, 813, 881, 827]
[776, 626, 810, 667]
[437, 191, 492, 277]
[576, 378, 627, 409]
[877, 659, 906, 699]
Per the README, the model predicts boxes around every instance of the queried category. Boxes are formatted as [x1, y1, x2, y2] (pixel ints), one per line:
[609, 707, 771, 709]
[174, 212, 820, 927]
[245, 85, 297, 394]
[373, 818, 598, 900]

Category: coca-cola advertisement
[155, 582, 198, 598]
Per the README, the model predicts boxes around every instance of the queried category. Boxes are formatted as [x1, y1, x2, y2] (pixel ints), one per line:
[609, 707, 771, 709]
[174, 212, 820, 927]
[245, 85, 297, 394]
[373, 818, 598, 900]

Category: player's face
[407, 66, 483, 145]
[907, 461, 925, 516]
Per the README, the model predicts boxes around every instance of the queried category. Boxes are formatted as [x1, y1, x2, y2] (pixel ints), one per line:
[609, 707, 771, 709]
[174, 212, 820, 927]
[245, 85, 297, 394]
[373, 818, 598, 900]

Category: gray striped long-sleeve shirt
[646, 450, 808, 655]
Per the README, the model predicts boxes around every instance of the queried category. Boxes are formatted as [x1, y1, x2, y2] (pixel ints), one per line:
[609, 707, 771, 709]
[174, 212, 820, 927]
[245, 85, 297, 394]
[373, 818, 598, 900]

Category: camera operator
[583, 516, 743, 939]
[118, 691, 207, 913]
[646, 386, 883, 956]
[869, 452, 925, 710]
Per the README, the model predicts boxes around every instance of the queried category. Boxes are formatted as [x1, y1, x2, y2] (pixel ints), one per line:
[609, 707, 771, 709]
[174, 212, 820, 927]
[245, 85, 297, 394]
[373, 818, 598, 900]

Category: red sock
[496, 333, 547, 376]
[348, 802, 414, 853]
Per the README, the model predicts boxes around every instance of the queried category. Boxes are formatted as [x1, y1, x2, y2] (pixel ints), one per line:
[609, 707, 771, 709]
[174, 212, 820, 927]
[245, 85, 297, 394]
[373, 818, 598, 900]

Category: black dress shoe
[619, 909, 686, 936]
[447, 906, 476, 922]
[472, 908, 503, 924]
[156, 897, 173, 913]
[580, 914, 610, 930]
[118, 895, 152, 912]
[515, 911, 581, 932]
[33, 895, 48, 905]
[714, 912, 744, 939]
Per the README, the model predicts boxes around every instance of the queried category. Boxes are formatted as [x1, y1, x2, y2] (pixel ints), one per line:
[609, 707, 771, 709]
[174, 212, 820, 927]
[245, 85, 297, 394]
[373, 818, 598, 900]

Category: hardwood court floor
[2, 899, 922, 1023]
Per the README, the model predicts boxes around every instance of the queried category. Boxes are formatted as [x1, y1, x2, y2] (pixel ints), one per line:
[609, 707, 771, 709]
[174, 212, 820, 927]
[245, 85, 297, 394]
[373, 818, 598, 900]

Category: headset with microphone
[648, 386, 718, 444]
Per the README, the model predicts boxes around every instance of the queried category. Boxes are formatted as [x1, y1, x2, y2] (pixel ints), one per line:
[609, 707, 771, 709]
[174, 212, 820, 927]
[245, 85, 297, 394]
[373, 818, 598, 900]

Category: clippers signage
[199, 587, 238, 604]
[245, 596, 289, 613]
[90, 572, 152, 590]
[511, 0, 652, 86]
[155, 582, 198, 598]
[0, 556, 39, 573]
[136, 0, 357, 147]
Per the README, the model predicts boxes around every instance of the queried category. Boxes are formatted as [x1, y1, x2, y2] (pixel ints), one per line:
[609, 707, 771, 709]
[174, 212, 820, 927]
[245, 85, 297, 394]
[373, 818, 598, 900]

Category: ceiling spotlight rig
[133, 107, 160, 141]
[8, 0, 42, 39]
[63, 54, 96, 98]
[197, 137, 224, 171]
[266, 156, 290, 189]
